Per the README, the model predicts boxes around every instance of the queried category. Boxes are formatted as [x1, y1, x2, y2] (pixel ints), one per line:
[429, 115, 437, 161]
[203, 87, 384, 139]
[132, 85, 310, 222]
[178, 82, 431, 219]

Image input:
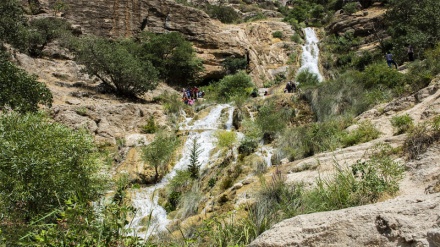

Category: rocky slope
[249, 77, 440, 246]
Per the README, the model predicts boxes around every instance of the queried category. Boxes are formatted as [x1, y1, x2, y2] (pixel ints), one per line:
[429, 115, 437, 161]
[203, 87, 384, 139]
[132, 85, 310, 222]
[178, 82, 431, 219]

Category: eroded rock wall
[35, 0, 298, 86]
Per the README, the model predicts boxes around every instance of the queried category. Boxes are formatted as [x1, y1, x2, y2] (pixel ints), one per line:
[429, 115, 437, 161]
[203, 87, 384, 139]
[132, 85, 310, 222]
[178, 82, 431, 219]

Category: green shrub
[255, 102, 289, 143]
[138, 32, 203, 85]
[141, 115, 158, 134]
[390, 114, 413, 135]
[74, 37, 158, 98]
[27, 17, 71, 57]
[359, 62, 405, 89]
[296, 69, 319, 88]
[0, 56, 52, 112]
[216, 71, 255, 102]
[0, 113, 102, 222]
[342, 120, 381, 147]
[238, 138, 258, 156]
[215, 130, 237, 151]
[403, 117, 440, 160]
[222, 56, 248, 75]
[205, 4, 241, 24]
[0, 0, 29, 51]
[272, 31, 283, 39]
[342, 2, 358, 15]
[290, 33, 302, 43]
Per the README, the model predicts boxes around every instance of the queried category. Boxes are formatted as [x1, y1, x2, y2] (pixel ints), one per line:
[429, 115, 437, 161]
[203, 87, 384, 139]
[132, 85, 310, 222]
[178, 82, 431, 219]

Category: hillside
[1, 0, 440, 246]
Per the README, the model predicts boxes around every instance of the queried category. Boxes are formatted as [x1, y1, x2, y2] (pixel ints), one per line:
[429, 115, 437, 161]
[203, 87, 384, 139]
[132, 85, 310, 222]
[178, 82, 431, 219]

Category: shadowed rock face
[34, 0, 298, 86]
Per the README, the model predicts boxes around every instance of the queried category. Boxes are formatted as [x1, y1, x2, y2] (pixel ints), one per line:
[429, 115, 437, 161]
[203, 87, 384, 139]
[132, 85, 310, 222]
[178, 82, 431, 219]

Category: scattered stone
[65, 98, 81, 105]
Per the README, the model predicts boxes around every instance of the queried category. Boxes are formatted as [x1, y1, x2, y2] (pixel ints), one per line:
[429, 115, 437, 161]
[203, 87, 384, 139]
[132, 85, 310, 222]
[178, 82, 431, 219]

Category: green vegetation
[0, 113, 115, 245]
[27, 17, 71, 57]
[0, 0, 29, 51]
[391, 114, 413, 135]
[138, 32, 203, 85]
[296, 69, 319, 88]
[222, 56, 248, 75]
[213, 71, 255, 102]
[342, 2, 359, 15]
[403, 116, 440, 160]
[386, 0, 440, 62]
[141, 116, 159, 134]
[215, 130, 237, 151]
[0, 55, 52, 112]
[204, 4, 241, 24]
[188, 138, 202, 179]
[74, 37, 158, 98]
[272, 31, 283, 39]
[141, 131, 179, 183]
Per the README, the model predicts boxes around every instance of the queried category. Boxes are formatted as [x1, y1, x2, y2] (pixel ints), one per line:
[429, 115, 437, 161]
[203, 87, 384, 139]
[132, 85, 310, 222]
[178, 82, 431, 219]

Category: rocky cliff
[31, 0, 298, 86]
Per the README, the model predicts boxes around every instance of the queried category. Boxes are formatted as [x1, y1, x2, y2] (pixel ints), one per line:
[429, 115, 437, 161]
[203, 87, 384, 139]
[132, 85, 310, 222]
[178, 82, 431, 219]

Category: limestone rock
[35, 0, 297, 86]
[249, 194, 440, 247]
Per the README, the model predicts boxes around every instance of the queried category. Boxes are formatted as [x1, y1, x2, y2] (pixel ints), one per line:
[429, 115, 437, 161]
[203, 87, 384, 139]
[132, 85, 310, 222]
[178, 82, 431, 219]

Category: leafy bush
[238, 138, 259, 156]
[0, 0, 29, 50]
[0, 113, 101, 222]
[390, 114, 413, 135]
[74, 37, 158, 98]
[215, 130, 237, 150]
[139, 32, 203, 85]
[222, 56, 248, 75]
[205, 4, 241, 24]
[141, 115, 158, 134]
[255, 102, 290, 143]
[0, 55, 52, 112]
[342, 121, 380, 147]
[272, 31, 283, 39]
[359, 63, 405, 89]
[296, 69, 319, 88]
[215, 70, 255, 102]
[291, 33, 302, 43]
[27, 17, 71, 57]
[342, 2, 359, 15]
[166, 170, 192, 211]
[177, 184, 202, 219]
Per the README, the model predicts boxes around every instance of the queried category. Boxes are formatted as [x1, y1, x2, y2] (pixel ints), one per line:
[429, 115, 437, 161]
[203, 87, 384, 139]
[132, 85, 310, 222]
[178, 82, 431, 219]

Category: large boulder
[250, 193, 440, 247]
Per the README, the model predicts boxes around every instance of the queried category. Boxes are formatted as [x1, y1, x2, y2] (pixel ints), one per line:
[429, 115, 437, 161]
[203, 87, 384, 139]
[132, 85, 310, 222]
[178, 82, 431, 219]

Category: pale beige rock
[35, 0, 299, 86]
[250, 193, 440, 247]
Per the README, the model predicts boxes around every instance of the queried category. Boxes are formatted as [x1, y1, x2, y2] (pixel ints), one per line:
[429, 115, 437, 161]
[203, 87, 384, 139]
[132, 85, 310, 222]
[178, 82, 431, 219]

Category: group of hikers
[182, 86, 205, 105]
[284, 81, 297, 93]
[385, 44, 415, 69]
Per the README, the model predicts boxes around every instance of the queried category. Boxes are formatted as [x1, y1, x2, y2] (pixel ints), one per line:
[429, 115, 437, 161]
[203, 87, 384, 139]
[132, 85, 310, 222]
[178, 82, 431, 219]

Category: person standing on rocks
[385, 51, 398, 69]
[407, 45, 415, 62]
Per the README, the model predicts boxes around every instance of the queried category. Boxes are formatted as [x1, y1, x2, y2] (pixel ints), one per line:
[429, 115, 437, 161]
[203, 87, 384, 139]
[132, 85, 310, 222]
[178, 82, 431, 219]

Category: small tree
[139, 32, 203, 85]
[74, 37, 158, 98]
[187, 138, 202, 179]
[0, 0, 29, 51]
[142, 131, 179, 183]
[0, 55, 52, 112]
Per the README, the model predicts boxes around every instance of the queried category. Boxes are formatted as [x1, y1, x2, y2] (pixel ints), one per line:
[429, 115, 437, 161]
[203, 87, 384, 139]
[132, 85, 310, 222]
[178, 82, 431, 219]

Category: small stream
[128, 104, 234, 238]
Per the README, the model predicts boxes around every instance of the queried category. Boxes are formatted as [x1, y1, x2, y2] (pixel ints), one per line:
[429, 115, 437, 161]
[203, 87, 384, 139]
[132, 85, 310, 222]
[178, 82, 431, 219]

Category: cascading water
[297, 27, 323, 82]
[128, 104, 235, 239]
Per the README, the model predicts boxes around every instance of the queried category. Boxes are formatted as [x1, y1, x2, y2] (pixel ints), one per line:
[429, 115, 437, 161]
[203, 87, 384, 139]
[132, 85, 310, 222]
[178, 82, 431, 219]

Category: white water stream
[128, 104, 234, 238]
[297, 27, 323, 82]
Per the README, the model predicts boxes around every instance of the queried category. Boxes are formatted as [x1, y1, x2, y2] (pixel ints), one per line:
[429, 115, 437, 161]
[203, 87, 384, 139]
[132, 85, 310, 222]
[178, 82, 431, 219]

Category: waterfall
[127, 104, 234, 239]
[297, 27, 323, 82]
